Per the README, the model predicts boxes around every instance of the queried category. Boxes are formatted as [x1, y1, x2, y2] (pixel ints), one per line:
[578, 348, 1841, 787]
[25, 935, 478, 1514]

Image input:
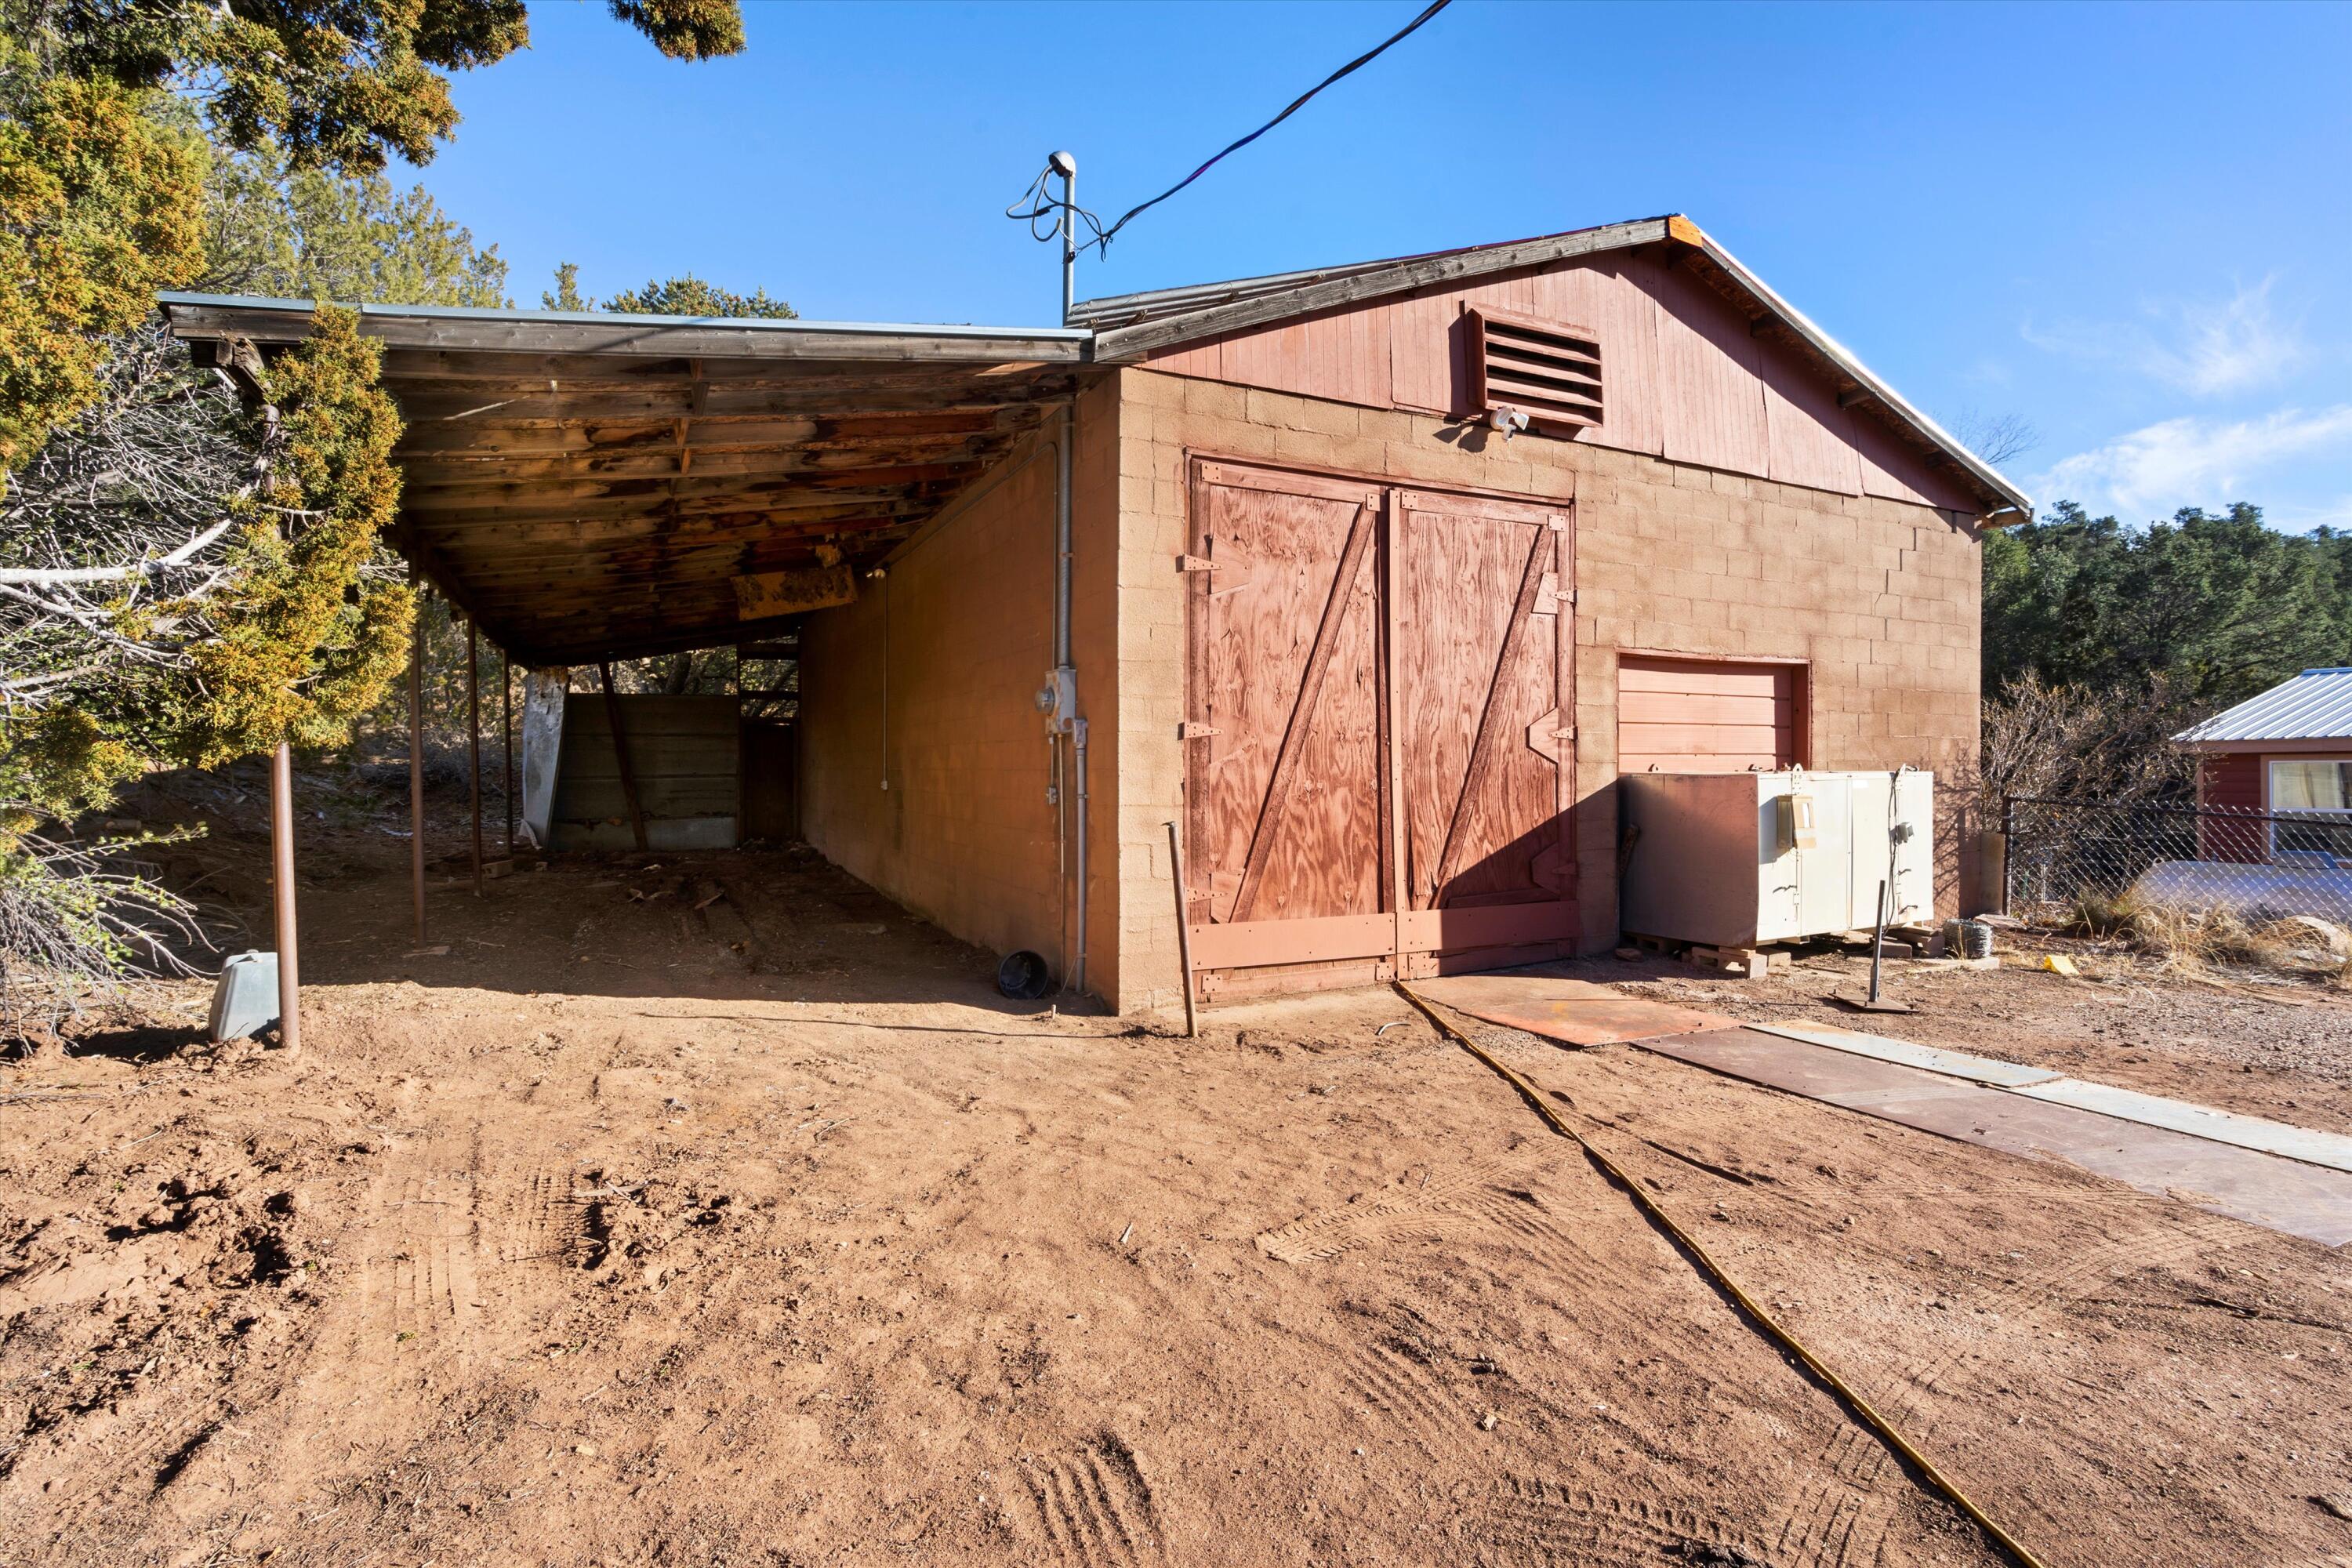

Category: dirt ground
[3, 775, 2350, 1567]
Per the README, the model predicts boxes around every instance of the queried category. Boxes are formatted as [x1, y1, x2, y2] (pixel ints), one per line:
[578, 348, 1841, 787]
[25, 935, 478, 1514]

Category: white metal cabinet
[1620, 769, 1936, 949]
[1846, 769, 1936, 927]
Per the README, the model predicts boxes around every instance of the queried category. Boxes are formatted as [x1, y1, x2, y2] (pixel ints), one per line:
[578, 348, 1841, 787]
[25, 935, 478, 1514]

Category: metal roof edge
[1069, 244, 1490, 328]
[2174, 667, 2352, 744]
[155, 292, 1090, 343]
[1083, 217, 1672, 361]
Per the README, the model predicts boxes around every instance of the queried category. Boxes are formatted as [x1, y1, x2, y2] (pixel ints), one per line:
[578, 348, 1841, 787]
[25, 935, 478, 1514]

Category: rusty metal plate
[1412, 974, 1741, 1047]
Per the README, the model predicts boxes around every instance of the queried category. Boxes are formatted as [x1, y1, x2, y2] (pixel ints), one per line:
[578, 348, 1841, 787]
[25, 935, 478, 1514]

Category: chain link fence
[2001, 794, 2352, 927]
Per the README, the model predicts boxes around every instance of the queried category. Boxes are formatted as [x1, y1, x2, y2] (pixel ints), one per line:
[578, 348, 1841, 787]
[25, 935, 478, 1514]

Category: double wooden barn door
[1182, 460, 1577, 994]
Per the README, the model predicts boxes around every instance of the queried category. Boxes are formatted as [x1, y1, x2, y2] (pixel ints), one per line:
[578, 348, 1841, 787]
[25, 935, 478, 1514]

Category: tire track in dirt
[1275, 1142, 1911, 1568]
[1455, 1476, 1770, 1566]
[1838, 1214, 2245, 1480]
[490, 1160, 587, 1269]
[1253, 1153, 1558, 1263]
[1335, 1332, 1476, 1461]
[1768, 1424, 1899, 1568]
[367, 1155, 485, 1348]
[1020, 1434, 1162, 1566]
[1554, 1118, 2263, 1565]
[1756, 1208, 2250, 1562]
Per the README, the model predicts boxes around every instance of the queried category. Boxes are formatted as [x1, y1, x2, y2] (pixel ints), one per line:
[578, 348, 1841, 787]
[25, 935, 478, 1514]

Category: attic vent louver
[1469, 308, 1602, 432]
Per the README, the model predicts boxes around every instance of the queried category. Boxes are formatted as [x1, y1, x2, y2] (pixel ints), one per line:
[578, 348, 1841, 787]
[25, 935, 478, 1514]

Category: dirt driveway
[2, 833, 2348, 1567]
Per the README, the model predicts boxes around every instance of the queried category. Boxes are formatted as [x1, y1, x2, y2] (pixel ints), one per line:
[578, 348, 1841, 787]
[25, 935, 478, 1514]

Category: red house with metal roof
[2178, 668, 2352, 862]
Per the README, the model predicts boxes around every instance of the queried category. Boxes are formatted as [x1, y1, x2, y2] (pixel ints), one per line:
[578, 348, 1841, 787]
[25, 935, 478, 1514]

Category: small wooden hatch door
[1617, 655, 1802, 775]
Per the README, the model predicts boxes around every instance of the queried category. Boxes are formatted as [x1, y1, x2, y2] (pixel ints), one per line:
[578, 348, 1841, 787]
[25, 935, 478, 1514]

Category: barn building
[162, 214, 2028, 1014]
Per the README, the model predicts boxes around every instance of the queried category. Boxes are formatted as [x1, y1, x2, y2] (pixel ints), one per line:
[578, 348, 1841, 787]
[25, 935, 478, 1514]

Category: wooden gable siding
[1137, 252, 1968, 512]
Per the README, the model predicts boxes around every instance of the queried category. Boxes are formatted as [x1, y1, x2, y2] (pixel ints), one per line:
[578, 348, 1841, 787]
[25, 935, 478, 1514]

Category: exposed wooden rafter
[159, 294, 1091, 664]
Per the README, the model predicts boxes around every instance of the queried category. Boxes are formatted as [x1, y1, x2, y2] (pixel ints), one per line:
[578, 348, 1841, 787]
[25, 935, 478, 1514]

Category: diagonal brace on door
[1426, 523, 1555, 906]
[1229, 501, 1377, 924]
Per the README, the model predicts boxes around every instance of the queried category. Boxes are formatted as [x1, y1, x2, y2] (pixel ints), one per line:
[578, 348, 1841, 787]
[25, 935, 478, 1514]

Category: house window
[2267, 757, 2352, 862]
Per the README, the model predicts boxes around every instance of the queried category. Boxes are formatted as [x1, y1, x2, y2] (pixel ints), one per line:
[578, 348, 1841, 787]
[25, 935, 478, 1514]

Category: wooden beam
[500, 646, 514, 856]
[408, 573, 427, 946]
[384, 379, 1076, 427]
[538, 613, 808, 671]
[393, 460, 982, 512]
[393, 411, 1011, 460]
[397, 425, 1000, 467]
[375, 350, 1083, 393]
[467, 617, 483, 898]
[395, 442, 995, 493]
[408, 506, 908, 550]
[406, 485, 958, 529]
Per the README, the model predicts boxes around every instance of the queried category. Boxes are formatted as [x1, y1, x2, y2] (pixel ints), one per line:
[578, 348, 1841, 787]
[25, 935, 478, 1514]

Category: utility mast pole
[1050, 151, 1077, 326]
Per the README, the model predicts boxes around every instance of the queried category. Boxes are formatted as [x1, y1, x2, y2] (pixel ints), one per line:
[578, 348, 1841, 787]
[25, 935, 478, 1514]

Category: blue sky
[400, 0, 2352, 530]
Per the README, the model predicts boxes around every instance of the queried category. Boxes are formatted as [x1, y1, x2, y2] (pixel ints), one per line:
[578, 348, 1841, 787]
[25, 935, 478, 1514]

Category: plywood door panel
[1617, 655, 1800, 775]
[1188, 463, 1385, 932]
[1187, 463, 1577, 984]
[1395, 491, 1572, 916]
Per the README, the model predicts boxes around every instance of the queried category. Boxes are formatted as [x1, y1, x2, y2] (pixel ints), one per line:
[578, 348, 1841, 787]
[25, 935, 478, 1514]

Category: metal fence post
[1998, 793, 2016, 915]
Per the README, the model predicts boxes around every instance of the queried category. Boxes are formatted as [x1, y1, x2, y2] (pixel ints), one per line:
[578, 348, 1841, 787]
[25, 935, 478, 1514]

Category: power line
[1010, 0, 1457, 259]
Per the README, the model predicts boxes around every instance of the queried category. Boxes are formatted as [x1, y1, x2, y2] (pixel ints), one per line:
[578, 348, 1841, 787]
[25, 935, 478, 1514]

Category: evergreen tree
[1984, 502, 2352, 713]
[0, 0, 744, 1025]
[197, 141, 510, 307]
[2, 0, 744, 474]
[545, 264, 794, 319]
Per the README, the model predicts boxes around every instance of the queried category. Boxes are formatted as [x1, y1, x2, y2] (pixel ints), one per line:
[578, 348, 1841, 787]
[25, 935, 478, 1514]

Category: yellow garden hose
[1393, 982, 2050, 1568]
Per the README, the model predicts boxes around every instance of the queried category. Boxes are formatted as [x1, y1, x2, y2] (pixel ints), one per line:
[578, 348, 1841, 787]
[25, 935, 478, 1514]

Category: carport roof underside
[158, 294, 1090, 667]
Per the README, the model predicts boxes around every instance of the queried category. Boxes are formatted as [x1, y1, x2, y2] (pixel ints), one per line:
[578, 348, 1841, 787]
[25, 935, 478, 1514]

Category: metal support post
[270, 742, 301, 1056]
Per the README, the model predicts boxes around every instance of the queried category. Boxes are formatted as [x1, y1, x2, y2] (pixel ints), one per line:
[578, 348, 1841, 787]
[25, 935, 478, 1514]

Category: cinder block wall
[799, 384, 1122, 978]
[1108, 367, 1984, 1014]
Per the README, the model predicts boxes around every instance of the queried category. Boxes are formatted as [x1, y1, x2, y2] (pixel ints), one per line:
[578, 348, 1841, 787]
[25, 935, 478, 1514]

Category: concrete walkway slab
[1642, 1028, 2352, 1247]
[1749, 1018, 2352, 1174]
[1747, 1019, 2067, 1087]
[2010, 1078, 2352, 1174]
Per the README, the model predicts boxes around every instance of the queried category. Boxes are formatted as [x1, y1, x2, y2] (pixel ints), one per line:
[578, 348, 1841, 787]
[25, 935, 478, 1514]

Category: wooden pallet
[1689, 945, 1792, 978]
[1621, 932, 1791, 979]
